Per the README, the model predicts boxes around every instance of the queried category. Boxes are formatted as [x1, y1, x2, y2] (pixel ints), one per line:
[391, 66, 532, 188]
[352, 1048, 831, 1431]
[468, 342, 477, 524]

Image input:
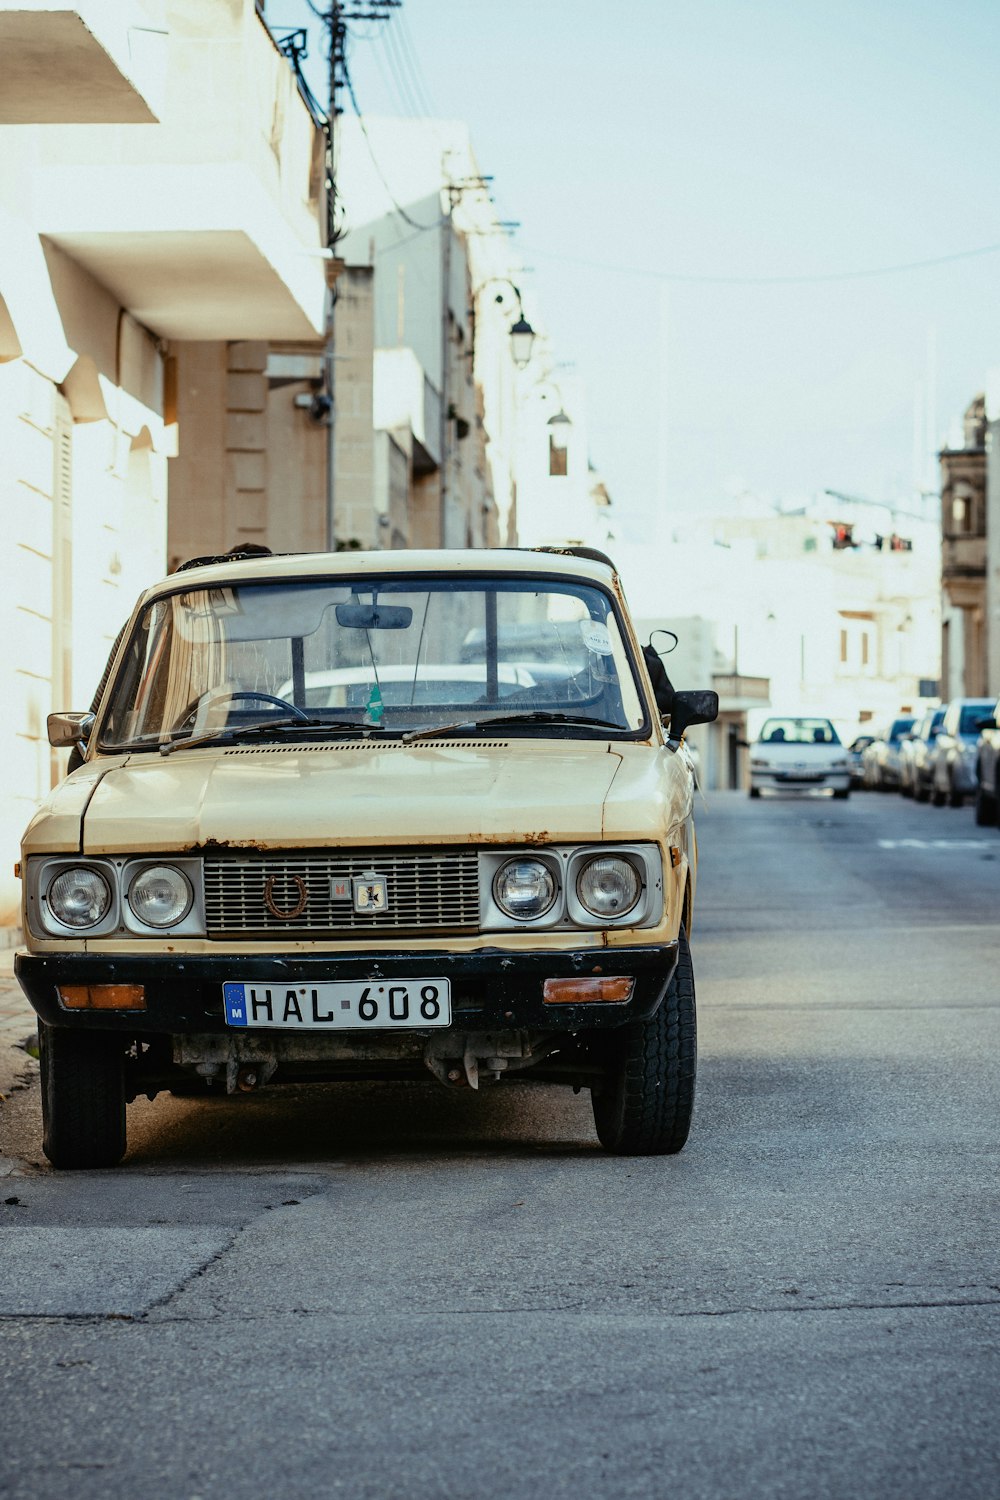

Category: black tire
[948, 782, 964, 809]
[832, 787, 850, 800]
[748, 786, 761, 799]
[974, 782, 998, 827]
[914, 780, 930, 804]
[39, 1024, 126, 1169]
[591, 929, 696, 1155]
[931, 784, 946, 807]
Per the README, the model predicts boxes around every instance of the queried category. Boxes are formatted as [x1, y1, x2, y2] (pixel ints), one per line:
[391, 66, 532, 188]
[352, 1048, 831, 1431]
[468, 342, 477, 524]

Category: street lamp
[509, 315, 535, 369]
[473, 278, 536, 368]
[546, 408, 572, 451]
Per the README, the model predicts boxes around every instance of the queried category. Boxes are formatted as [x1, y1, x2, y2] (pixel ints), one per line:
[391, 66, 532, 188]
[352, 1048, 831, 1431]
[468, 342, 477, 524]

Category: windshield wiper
[402, 711, 622, 744]
[159, 717, 377, 756]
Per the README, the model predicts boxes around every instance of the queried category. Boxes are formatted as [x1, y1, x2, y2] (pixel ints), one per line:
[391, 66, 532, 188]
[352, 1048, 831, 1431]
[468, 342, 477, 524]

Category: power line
[394, 12, 436, 116]
[381, 21, 423, 116]
[341, 56, 441, 232]
[520, 238, 1000, 287]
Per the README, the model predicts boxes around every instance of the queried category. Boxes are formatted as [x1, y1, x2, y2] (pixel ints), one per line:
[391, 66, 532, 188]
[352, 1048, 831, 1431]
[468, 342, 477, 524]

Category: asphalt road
[1, 788, 998, 1499]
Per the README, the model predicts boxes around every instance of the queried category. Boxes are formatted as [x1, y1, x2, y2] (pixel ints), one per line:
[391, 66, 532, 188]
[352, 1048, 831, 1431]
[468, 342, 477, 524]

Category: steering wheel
[172, 689, 311, 733]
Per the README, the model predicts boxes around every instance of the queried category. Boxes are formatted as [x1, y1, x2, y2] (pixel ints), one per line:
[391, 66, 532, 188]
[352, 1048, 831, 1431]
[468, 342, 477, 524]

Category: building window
[548, 437, 568, 477]
[840, 629, 848, 664]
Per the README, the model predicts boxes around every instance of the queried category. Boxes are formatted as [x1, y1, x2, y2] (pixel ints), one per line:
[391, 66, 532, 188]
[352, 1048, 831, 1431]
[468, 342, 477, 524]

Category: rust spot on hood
[470, 830, 551, 846]
[186, 836, 274, 854]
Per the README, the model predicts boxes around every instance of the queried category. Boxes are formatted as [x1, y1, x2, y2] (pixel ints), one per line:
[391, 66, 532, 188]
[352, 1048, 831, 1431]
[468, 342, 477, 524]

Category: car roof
[140, 548, 619, 605]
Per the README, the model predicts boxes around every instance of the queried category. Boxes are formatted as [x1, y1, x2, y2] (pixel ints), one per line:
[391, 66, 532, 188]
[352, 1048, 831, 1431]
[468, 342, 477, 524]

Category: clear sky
[282, 0, 1000, 540]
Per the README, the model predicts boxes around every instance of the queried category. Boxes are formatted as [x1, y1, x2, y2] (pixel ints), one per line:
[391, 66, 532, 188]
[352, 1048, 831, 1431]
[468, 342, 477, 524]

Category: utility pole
[279, 3, 401, 551]
[439, 175, 457, 548]
[438, 170, 492, 549]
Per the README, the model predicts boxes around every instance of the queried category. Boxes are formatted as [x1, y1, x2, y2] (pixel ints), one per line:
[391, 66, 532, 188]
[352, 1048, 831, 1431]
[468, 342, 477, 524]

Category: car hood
[56, 740, 679, 854]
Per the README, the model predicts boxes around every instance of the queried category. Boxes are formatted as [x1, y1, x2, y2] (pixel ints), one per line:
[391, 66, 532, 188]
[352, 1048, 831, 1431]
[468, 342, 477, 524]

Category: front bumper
[16, 944, 679, 1038]
[749, 770, 850, 792]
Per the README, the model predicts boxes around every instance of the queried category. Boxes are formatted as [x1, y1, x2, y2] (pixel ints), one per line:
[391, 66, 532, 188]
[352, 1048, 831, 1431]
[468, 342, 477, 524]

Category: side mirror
[47, 711, 95, 749]
[668, 690, 719, 740]
[735, 738, 750, 748]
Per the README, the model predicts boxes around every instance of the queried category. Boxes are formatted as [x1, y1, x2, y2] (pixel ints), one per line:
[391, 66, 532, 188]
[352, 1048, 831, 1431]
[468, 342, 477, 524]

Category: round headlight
[48, 867, 112, 929]
[127, 865, 192, 928]
[493, 858, 557, 921]
[576, 856, 641, 919]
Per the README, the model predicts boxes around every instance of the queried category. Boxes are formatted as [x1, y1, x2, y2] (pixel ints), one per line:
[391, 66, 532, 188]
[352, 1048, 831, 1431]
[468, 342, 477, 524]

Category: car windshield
[959, 702, 993, 734]
[889, 718, 916, 740]
[758, 718, 840, 746]
[98, 573, 647, 749]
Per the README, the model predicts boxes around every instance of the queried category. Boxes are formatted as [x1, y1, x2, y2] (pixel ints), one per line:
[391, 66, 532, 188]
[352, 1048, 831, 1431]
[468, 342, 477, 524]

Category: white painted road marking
[877, 838, 997, 849]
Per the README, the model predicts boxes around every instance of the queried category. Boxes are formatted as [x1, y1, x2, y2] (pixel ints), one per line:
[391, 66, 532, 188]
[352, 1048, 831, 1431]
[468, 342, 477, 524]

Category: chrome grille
[204, 850, 481, 935]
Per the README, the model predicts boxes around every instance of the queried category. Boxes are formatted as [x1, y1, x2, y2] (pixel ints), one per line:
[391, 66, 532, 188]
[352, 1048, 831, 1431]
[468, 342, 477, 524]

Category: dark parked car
[847, 734, 874, 787]
[929, 698, 996, 808]
[901, 708, 945, 801]
[974, 697, 1000, 825]
[862, 716, 915, 791]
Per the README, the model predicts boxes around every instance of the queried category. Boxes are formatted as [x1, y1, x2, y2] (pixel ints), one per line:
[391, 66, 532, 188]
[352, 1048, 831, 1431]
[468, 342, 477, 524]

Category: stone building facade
[939, 395, 987, 698]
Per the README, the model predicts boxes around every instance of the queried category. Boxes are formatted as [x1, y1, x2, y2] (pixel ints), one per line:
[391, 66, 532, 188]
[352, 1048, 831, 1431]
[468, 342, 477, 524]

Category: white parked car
[748, 717, 852, 799]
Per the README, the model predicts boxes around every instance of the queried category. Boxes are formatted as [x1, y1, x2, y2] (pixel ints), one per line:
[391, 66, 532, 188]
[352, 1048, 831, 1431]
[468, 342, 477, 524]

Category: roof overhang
[36, 165, 326, 340]
[0, 9, 159, 123]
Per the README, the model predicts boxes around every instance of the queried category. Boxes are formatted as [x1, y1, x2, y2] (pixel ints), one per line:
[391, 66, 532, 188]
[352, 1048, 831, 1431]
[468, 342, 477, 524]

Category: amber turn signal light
[542, 977, 634, 1004]
[59, 985, 146, 1011]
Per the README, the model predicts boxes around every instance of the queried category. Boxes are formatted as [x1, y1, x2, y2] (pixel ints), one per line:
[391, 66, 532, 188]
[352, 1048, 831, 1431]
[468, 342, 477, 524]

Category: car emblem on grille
[353, 872, 388, 913]
[263, 874, 309, 920]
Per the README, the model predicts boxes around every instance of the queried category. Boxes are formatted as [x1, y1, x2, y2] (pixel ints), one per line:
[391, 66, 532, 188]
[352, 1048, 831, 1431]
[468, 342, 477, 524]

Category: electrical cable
[396, 12, 436, 116]
[384, 14, 430, 118]
[342, 56, 441, 232]
[519, 238, 1000, 287]
[381, 22, 422, 116]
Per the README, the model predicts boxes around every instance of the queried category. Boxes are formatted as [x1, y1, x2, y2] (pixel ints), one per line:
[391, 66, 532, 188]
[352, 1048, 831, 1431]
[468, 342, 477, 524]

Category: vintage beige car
[17, 547, 718, 1168]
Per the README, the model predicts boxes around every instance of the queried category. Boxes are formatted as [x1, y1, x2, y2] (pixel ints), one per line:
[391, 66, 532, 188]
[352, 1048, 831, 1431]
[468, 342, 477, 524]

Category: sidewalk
[0, 946, 37, 1105]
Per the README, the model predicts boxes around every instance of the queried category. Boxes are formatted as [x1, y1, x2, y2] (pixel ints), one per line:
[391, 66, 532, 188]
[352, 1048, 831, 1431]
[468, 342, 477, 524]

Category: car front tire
[591, 929, 696, 1156]
[749, 786, 761, 799]
[39, 1024, 126, 1170]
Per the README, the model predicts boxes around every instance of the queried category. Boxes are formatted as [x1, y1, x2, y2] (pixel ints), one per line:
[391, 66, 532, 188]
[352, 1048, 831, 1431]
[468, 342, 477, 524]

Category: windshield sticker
[579, 620, 613, 656]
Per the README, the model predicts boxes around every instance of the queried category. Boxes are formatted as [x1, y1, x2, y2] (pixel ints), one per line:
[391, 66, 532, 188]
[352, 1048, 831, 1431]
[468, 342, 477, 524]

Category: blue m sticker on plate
[223, 982, 249, 1027]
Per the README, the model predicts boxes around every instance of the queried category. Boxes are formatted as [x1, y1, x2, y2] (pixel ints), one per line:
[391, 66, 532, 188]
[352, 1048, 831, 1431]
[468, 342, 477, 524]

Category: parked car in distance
[748, 717, 851, 799]
[847, 733, 875, 787]
[862, 716, 916, 791]
[900, 708, 945, 800]
[974, 697, 1000, 825]
[929, 697, 996, 808]
[18, 546, 720, 1168]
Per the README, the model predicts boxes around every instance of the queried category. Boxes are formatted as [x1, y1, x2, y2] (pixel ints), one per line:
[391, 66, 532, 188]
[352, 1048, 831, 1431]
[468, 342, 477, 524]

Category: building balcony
[17, 0, 326, 340]
[942, 535, 986, 581]
[0, 1, 165, 123]
[712, 673, 771, 712]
